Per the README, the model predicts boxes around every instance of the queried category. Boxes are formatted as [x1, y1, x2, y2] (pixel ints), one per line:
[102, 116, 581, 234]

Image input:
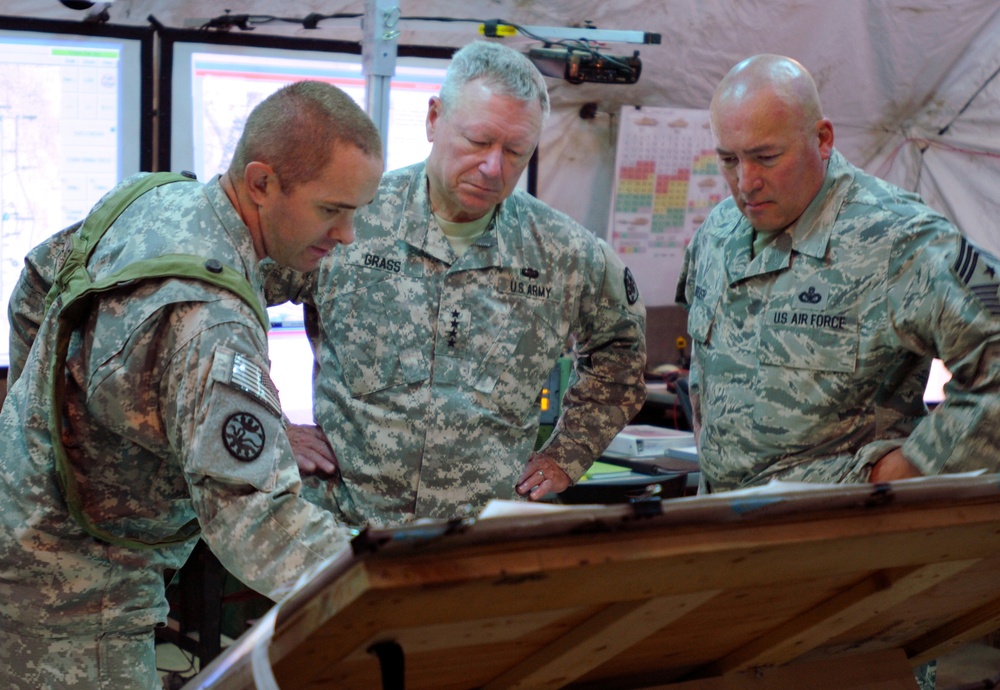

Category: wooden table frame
[184, 474, 1000, 690]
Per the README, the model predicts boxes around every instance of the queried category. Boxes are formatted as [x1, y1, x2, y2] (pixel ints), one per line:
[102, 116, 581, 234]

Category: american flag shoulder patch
[228, 352, 283, 417]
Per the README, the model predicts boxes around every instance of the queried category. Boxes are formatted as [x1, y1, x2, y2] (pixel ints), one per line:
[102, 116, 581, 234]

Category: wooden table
[184, 474, 1000, 690]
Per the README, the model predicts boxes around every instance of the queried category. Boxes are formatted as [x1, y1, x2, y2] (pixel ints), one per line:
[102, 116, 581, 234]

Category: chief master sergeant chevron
[677, 54, 1000, 494]
[265, 40, 647, 526]
[0, 81, 383, 689]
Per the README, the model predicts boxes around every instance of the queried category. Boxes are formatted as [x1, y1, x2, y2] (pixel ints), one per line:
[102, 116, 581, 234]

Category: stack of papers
[604, 425, 695, 458]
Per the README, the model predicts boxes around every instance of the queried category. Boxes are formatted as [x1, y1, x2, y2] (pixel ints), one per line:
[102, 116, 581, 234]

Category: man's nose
[738, 161, 763, 194]
[479, 145, 503, 177]
[329, 213, 356, 245]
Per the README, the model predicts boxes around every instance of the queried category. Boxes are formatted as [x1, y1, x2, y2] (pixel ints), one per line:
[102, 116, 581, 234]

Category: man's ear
[244, 161, 276, 205]
[426, 96, 442, 143]
[817, 118, 835, 160]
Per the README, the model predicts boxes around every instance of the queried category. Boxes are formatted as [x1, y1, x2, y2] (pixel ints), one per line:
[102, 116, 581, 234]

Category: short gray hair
[439, 41, 550, 118]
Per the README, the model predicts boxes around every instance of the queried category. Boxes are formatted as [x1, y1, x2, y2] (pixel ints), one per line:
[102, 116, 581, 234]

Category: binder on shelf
[601, 453, 699, 475]
[666, 443, 699, 462]
[604, 424, 694, 457]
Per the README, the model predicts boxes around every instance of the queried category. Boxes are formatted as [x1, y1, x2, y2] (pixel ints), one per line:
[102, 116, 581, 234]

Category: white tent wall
[5, 0, 1000, 367]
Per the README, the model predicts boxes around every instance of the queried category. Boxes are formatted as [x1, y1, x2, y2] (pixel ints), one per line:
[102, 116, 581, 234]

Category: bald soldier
[678, 54, 1000, 491]
[0, 81, 383, 689]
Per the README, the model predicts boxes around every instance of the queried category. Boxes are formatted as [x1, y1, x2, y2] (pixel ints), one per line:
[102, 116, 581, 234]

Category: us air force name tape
[955, 237, 1000, 317]
[228, 353, 282, 417]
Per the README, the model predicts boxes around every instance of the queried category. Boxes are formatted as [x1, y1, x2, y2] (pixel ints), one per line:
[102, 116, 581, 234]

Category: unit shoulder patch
[624, 267, 639, 305]
[222, 412, 266, 462]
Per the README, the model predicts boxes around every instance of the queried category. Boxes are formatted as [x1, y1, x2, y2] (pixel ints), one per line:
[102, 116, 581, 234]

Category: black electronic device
[528, 47, 642, 85]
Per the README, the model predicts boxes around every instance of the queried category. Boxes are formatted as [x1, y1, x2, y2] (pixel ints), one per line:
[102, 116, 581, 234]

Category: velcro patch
[222, 412, 266, 462]
[624, 267, 640, 305]
[954, 237, 1000, 316]
[228, 353, 282, 417]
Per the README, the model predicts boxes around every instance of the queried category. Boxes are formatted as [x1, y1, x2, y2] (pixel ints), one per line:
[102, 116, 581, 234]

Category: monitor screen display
[0, 16, 152, 369]
[161, 30, 453, 185]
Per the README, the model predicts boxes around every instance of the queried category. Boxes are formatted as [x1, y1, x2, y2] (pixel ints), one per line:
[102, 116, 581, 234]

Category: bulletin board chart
[609, 106, 727, 306]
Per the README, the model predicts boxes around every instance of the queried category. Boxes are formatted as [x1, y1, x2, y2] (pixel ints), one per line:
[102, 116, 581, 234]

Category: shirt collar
[396, 164, 529, 267]
[206, 174, 264, 291]
[709, 148, 854, 259]
[788, 149, 854, 259]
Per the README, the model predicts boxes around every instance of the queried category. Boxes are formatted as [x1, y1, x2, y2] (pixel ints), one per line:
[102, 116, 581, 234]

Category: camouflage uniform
[0, 174, 354, 689]
[678, 150, 1000, 493]
[266, 162, 647, 526]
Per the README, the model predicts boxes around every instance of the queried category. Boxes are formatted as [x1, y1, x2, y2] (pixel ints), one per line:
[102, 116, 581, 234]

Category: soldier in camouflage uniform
[678, 55, 1000, 689]
[267, 41, 647, 527]
[0, 82, 383, 689]
[678, 53, 1000, 493]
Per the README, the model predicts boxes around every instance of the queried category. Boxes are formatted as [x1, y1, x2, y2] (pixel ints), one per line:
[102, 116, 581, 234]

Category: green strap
[46, 173, 269, 549]
[45, 172, 193, 316]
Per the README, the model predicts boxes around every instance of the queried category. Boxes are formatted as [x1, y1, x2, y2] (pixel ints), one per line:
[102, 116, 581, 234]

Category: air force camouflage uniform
[678, 150, 1000, 492]
[267, 162, 646, 526]
[0, 174, 353, 688]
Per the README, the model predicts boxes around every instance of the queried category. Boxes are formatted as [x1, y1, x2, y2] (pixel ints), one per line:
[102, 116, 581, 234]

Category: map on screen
[0, 24, 145, 368]
[173, 48, 449, 185]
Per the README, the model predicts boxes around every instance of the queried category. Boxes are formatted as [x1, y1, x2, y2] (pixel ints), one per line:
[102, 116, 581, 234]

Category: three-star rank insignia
[222, 412, 266, 462]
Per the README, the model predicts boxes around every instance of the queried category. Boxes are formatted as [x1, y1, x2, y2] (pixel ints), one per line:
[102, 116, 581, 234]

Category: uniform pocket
[758, 320, 857, 373]
[471, 289, 565, 422]
[329, 275, 430, 397]
[752, 320, 860, 451]
[687, 298, 718, 345]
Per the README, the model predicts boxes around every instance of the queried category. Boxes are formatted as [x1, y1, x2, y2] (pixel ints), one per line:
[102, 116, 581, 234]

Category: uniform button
[180, 170, 197, 179]
[205, 259, 224, 274]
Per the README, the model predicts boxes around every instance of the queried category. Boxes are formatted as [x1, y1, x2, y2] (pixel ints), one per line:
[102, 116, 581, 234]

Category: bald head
[711, 54, 823, 135]
[708, 55, 834, 233]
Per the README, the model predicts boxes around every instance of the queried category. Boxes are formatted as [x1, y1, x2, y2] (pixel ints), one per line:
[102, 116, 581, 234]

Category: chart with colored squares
[609, 106, 727, 306]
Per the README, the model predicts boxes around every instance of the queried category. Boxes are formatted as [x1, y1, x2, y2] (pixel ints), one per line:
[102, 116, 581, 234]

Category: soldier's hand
[516, 452, 571, 500]
[286, 424, 339, 477]
[869, 447, 922, 483]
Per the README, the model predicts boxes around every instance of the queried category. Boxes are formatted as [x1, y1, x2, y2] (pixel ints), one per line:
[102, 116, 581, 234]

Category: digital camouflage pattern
[265, 162, 646, 526]
[0, 626, 158, 690]
[678, 150, 1000, 492]
[0, 174, 354, 686]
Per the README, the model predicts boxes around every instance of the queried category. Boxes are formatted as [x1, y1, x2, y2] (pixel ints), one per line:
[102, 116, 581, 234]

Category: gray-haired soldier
[0, 81, 382, 688]
[267, 40, 647, 527]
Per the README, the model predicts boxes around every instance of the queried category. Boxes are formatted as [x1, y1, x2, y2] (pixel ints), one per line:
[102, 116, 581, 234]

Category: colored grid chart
[609, 107, 727, 306]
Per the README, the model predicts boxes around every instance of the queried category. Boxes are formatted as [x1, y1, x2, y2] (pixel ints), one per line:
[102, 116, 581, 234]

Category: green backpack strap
[46, 173, 270, 549]
[45, 172, 194, 316]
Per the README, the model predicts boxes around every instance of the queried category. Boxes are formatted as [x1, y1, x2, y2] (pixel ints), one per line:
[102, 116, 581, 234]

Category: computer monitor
[0, 15, 153, 369]
[159, 28, 454, 185]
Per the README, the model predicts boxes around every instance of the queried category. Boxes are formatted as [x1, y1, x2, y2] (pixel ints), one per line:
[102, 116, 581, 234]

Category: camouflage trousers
[0, 625, 159, 689]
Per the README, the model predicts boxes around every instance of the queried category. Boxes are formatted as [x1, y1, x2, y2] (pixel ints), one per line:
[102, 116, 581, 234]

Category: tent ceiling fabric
[11, 0, 1000, 251]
